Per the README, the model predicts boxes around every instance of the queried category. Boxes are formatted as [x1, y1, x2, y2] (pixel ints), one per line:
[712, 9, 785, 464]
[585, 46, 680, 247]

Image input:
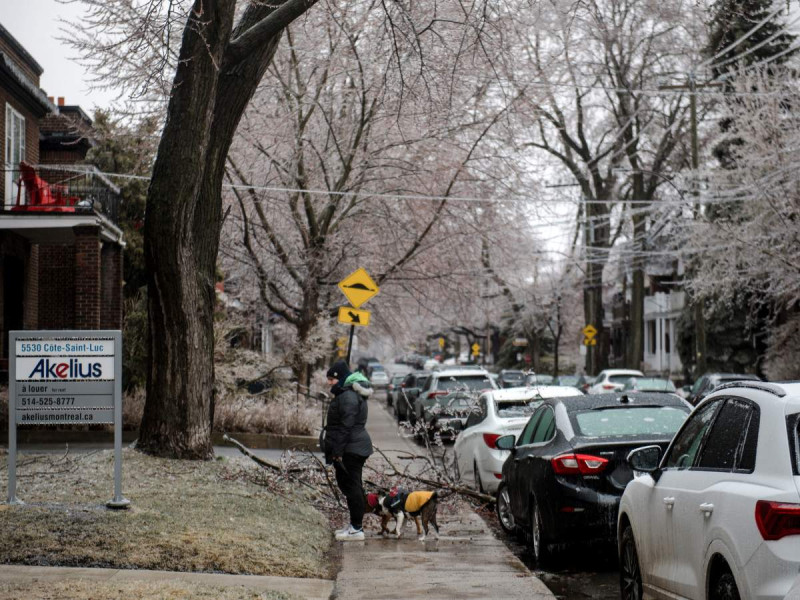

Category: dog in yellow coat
[367, 488, 440, 541]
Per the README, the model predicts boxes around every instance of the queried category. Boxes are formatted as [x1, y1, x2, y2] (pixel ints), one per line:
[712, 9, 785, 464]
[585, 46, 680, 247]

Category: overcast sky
[2, 0, 115, 112]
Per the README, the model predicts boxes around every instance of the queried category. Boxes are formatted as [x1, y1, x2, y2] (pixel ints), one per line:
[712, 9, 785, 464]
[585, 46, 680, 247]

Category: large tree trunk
[139, 1, 285, 459]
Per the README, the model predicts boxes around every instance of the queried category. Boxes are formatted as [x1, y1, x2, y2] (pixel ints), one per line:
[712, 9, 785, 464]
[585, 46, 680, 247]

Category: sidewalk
[331, 399, 555, 600]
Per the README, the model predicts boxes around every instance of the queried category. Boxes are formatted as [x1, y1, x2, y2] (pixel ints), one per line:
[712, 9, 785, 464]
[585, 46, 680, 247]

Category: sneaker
[334, 524, 351, 535]
[335, 525, 365, 541]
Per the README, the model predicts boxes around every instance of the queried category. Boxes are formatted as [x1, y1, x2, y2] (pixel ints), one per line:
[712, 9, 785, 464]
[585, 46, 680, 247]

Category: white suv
[587, 369, 644, 394]
[618, 381, 800, 600]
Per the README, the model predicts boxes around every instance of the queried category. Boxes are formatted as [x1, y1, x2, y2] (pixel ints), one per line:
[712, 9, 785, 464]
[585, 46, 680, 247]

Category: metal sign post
[7, 330, 129, 509]
[337, 268, 380, 364]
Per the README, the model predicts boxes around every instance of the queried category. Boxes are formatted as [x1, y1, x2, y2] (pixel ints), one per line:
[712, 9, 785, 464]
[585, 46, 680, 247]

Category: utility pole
[659, 74, 721, 378]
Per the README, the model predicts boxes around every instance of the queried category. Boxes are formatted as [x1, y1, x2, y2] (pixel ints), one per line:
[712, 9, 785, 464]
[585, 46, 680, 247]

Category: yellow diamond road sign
[338, 306, 371, 327]
[471, 343, 481, 356]
[338, 268, 380, 308]
[582, 324, 598, 339]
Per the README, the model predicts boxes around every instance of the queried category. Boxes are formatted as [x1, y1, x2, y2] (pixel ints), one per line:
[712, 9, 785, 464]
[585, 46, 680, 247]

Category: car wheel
[529, 497, 550, 563]
[474, 461, 485, 494]
[496, 485, 515, 533]
[711, 570, 740, 600]
[619, 526, 642, 600]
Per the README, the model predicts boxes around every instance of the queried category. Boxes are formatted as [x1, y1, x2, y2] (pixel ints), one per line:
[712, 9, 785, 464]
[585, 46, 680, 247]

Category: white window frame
[5, 103, 26, 207]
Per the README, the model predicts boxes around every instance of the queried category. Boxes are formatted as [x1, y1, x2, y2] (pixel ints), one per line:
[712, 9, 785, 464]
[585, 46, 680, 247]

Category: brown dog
[367, 489, 440, 541]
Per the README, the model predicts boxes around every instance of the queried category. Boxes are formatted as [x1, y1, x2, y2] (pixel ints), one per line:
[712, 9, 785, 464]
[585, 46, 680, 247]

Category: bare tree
[510, 0, 692, 373]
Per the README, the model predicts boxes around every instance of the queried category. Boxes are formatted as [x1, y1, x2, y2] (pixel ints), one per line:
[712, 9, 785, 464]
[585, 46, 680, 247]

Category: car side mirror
[627, 445, 661, 474]
[495, 434, 516, 451]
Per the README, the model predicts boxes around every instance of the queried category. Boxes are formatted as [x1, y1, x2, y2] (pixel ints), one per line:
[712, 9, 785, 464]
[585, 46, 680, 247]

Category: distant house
[0, 23, 124, 377]
[607, 239, 684, 378]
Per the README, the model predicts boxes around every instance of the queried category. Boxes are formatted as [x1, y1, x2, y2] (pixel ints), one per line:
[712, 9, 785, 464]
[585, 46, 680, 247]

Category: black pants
[334, 453, 367, 529]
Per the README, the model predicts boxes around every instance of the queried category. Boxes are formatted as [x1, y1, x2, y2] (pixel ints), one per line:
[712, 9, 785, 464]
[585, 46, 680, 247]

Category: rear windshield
[438, 376, 493, 392]
[503, 373, 525, 381]
[609, 374, 637, 384]
[572, 406, 689, 438]
[496, 400, 541, 418]
[632, 379, 676, 392]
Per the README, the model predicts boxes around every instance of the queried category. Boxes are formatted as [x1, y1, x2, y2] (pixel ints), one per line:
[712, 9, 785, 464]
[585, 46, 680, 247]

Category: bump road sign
[338, 268, 380, 309]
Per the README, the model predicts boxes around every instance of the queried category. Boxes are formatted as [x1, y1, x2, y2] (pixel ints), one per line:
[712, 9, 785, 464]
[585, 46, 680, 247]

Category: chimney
[57, 97, 65, 106]
[48, 96, 54, 103]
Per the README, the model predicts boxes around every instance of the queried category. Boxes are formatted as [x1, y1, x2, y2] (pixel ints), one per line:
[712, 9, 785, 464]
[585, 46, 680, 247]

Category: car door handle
[699, 503, 714, 516]
[663, 497, 675, 508]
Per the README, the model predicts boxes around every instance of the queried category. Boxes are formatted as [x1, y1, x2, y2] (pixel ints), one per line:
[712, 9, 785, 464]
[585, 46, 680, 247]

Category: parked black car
[686, 372, 761, 405]
[394, 371, 431, 422]
[497, 369, 526, 388]
[494, 392, 691, 563]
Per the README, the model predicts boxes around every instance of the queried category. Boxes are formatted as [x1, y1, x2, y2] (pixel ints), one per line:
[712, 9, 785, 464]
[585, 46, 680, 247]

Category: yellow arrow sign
[338, 268, 379, 308]
[438, 337, 445, 349]
[582, 324, 598, 339]
[471, 343, 481, 356]
[338, 306, 371, 327]
[583, 337, 597, 346]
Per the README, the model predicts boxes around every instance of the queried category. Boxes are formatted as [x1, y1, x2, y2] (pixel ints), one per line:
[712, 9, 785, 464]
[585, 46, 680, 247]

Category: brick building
[0, 23, 124, 376]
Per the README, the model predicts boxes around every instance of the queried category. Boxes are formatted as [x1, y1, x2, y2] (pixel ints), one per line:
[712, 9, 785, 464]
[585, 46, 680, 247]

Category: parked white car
[618, 381, 800, 600]
[453, 385, 583, 494]
[587, 369, 644, 394]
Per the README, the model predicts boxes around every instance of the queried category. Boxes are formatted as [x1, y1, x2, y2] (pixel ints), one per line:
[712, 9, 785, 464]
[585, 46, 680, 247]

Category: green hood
[345, 372, 370, 386]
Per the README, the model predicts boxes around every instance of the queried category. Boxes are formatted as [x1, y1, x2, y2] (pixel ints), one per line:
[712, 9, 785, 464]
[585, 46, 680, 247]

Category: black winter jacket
[325, 385, 373, 462]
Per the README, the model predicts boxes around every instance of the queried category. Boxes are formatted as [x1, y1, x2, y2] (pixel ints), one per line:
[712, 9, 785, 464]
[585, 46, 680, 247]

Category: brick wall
[39, 148, 86, 164]
[100, 243, 123, 329]
[0, 37, 41, 86]
[38, 244, 75, 328]
[23, 244, 38, 328]
[73, 225, 101, 329]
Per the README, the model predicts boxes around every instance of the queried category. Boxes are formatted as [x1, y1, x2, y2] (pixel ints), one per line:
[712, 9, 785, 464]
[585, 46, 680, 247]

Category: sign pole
[107, 330, 129, 509]
[8, 332, 20, 504]
[345, 325, 355, 365]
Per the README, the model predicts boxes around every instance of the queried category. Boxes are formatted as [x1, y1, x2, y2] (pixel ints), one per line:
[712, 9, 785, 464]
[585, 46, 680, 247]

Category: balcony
[4, 162, 121, 224]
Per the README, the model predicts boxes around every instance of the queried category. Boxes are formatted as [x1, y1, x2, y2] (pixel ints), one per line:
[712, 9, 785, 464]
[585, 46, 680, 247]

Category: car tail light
[401, 382, 406, 388]
[755, 500, 800, 540]
[494, 473, 503, 479]
[551, 453, 609, 475]
[602, 384, 616, 390]
[483, 433, 502, 448]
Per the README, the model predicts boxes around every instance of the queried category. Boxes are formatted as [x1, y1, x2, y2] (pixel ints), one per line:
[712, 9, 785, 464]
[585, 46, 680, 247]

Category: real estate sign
[7, 330, 129, 508]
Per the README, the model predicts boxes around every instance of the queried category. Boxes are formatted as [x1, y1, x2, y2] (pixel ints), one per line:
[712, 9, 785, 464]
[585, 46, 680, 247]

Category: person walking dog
[325, 360, 373, 541]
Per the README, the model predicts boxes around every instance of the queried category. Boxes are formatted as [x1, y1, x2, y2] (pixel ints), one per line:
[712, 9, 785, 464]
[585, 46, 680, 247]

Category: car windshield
[434, 395, 474, 411]
[391, 376, 404, 384]
[438, 376, 493, 392]
[496, 399, 542, 418]
[527, 375, 554, 385]
[557, 376, 580, 386]
[609, 374, 637, 384]
[572, 406, 690, 437]
[626, 378, 676, 392]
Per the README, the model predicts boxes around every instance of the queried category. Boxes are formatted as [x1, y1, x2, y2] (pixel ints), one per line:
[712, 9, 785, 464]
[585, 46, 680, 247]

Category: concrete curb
[0, 565, 334, 600]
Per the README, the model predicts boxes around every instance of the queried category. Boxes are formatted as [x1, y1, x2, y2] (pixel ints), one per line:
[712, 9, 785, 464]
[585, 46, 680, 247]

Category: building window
[5, 104, 26, 206]
[648, 320, 656, 354]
